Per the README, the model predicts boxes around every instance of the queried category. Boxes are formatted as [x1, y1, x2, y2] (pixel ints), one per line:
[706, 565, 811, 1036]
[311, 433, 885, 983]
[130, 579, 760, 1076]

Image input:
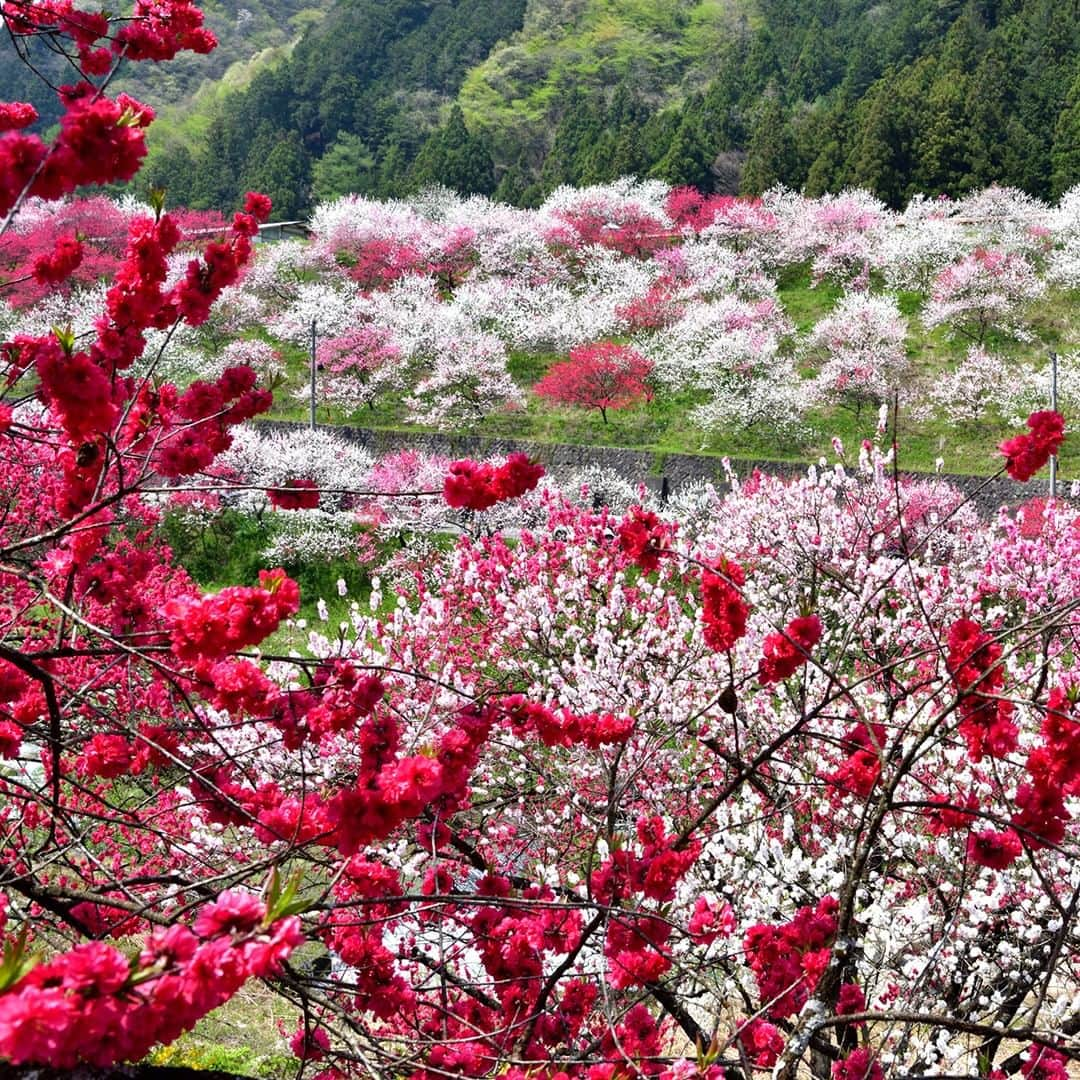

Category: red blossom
[744, 896, 838, 1019]
[999, 410, 1066, 481]
[443, 454, 544, 511]
[738, 1017, 785, 1067]
[701, 557, 749, 652]
[32, 234, 83, 286]
[0, 102, 37, 131]
[243, 191, 272, 222]
[758, 614, 823, 684]
[1021, 1045, 1070, 1080]
[967, 827, 1023, 870]
[618, 505, 674, 572]
[268, 478, 320, 510]
[833, 1048, 883, 1080]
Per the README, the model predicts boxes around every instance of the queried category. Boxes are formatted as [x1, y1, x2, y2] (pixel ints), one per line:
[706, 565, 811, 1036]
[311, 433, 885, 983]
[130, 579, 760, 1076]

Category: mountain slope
[6, 0, 1075, 213]
[0, 0, 320, 127]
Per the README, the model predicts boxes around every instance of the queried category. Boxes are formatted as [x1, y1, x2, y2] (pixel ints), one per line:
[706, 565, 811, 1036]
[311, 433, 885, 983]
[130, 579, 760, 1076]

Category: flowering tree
[644, 294, 807, 437]
[922, 345, 1033, 425]
[534, 342, 654, 423]
[922, 247, 1046, 344]
[314, 323, 403, 411]
[807, 291, 910, 417]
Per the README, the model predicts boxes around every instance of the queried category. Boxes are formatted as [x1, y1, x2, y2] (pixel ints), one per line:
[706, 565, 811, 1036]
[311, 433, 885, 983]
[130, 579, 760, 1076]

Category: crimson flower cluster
[945, 617, 1018, 762]
[31, 234, 83, 285]
[533, 342, 654, 421]
[0, 81, 161, 218]
[827, 720, 888, 798]
[999, 410, 1066, 482]
[443, 452, 545, 511]
[701, 557, 749, 652]
[267, 477, 321, 510]
[0, 892, 300, 1068]
[833, 1048, 883, 1080]
[744, 895, 839, 1019]
[758, 614, 823, 684]
[2, 0, 214, 73]
[1012, 683, 1080, 849]
[501, 695, 635, 749]
[6, 205, 270, 516]
[617, 505, 674, 572]
[164, 568, 301, 663]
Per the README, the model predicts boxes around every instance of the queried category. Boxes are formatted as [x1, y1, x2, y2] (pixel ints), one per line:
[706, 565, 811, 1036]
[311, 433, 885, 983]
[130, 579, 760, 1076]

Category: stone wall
[258, 421, 1075, 516]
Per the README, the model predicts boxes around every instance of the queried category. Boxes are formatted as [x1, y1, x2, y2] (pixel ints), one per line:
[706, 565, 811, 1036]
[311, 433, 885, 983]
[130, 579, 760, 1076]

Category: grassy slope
[260, 270, 1080, 479]
[458, 0, 742, 156]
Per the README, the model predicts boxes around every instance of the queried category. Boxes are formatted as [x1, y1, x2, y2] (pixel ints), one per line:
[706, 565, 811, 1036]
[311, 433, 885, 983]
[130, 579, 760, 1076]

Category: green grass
[144, 980, 298, 1078]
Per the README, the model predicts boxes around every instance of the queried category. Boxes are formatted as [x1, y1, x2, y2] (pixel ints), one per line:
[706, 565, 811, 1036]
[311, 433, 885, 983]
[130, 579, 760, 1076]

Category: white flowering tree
[808, 292, 911, 417]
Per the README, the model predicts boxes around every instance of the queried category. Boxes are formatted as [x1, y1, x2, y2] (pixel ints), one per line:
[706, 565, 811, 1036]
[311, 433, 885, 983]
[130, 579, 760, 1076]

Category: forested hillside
[4, 0, 1079, 214]
[0, 0, 320, 127]
[139, 0, 530, 216]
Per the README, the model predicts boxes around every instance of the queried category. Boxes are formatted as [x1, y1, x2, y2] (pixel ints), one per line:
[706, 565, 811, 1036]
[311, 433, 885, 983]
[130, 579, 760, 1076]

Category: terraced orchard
[9, 180, 1077, 478]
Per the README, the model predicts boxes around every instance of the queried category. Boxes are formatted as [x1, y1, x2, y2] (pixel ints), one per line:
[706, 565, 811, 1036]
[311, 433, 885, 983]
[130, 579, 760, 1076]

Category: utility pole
[310, 318, 317, 431]
[1049, 350, 1058, 500]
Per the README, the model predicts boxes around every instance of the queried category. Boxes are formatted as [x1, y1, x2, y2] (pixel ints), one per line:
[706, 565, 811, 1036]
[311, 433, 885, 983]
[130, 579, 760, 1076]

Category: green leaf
[265, 867, 308, 924]
[51, 324, 76, 355]
[0, 924, 37, 992]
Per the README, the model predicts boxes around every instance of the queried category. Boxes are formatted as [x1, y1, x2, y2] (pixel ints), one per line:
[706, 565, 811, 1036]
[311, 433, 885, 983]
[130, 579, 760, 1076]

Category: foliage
[103, 0, 1080, 215]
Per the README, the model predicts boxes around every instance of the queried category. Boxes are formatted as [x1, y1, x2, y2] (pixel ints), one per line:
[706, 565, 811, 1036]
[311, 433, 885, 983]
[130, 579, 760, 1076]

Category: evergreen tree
[966, 43, 1014, 186]
[312, 133, 376, 202]
[740, 95, 796, 194]
[541, 90, 605, 190]
[609, 127, 648, 181]
[1051, 67, 1080, 196]
[186, 117, 238, 210]
[410, 106, 495, 195]
[792, 19, 841, 100]
[651, 113, 714, 190]
[138, 144, 197, 207]
[803, 104, 850, 196]
[493, 158, 529, 205]
[913, 70, 975, 195]
[376, 139, 412, 198]
[243, 131, 310, 219]
[847, 71, 919, 207]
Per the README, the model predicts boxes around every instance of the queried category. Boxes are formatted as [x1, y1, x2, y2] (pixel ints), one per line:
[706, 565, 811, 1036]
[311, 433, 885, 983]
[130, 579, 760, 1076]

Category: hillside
[0, 0, 320, 127]
[138, 0, 1079, 215]
[3, 0, 1078, 214]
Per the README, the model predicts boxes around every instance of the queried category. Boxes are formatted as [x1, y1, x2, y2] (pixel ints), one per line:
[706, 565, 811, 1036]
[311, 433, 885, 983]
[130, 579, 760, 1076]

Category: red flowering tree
[0, 197, 229, 308]
[534, 341, 654, 423]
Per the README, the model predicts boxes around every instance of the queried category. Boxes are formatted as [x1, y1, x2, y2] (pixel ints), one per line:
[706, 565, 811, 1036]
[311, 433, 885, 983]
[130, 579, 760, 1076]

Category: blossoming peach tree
[0, 6, 1078, 1079]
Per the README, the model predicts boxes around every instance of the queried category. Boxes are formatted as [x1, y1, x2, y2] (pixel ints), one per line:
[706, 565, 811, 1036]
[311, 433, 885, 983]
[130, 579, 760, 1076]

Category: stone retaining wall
[259, 421, 1075, 516]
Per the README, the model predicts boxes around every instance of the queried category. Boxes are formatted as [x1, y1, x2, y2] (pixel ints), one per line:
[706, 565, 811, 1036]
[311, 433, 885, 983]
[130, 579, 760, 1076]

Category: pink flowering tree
[314, 323, 404, 411]
[922, 247, 1046, 344]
